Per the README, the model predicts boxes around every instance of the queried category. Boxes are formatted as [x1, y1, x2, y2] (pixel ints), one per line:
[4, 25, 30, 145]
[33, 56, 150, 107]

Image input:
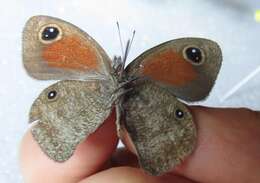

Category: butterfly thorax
[107, 62, 127, 107]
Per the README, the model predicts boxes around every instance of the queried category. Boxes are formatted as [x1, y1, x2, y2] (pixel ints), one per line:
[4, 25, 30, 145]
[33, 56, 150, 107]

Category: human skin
[19, 107, 260, 183]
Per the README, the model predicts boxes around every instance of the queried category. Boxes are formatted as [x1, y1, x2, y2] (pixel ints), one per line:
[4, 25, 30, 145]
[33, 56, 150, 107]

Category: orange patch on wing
[42, 36, 100, 71]
[142, 49, 197, 86]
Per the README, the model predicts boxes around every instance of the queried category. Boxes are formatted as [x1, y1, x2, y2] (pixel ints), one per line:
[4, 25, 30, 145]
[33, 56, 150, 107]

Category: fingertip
[19, 112, 118, 183]
[175, 106, 260, 183]
[81, 166, 195, 183]
[80, 167, 160, 183]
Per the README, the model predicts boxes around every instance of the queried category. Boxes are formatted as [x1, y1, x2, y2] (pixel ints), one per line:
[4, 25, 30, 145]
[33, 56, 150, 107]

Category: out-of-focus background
[0, 0, 259, 182]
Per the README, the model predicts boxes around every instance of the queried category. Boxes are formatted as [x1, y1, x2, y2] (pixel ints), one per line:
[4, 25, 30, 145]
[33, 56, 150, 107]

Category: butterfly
[23, 15, 222, 176]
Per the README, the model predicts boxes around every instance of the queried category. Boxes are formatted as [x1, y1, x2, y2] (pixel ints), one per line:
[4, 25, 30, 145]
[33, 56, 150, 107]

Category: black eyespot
[184, 47, 203, 64]
[47, 90, 57, 100]
[41, 26, 60, 41]
[175, 109, 184, 119]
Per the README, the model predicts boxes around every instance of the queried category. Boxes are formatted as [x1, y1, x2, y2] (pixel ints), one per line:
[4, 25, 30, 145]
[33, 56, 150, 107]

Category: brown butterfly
[23, 15, 222, 176]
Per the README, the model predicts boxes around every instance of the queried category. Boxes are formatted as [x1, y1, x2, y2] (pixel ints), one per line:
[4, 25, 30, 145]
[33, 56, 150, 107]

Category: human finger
[80, 166, 195, 183]
[19, 111, 118, 183]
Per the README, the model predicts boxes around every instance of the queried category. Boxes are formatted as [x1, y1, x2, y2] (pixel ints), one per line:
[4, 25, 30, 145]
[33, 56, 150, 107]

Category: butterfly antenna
[122, 40, 130, 64]
[116, 22, 125, 58]
[116, 24, 136, 79]
[122, 30, 136, 67]
[129, 30, 136, 50]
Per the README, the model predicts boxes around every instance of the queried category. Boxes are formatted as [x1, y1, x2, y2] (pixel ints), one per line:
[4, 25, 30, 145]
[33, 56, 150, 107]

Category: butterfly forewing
[125, 38, 222, 101]
[123, 80, 196, 175]
[29, 80, 114, 162]
[23, 15, 112, 80]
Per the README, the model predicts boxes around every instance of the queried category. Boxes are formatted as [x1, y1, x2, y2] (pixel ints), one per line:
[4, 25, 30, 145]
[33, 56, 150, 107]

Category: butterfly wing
[125, 38, 222, 101]
[23, 15, 112, 80]
[29, 80, 113, 162]
[123, 80, 196, 175]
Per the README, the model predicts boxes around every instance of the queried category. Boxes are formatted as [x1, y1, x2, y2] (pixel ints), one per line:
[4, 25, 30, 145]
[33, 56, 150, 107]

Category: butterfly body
[23, 15, 222, 176]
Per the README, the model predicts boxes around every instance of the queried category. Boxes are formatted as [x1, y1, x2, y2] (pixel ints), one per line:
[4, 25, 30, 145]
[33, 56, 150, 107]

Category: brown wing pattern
[126, 38, 222, 101]
[23, 15, 112, 80]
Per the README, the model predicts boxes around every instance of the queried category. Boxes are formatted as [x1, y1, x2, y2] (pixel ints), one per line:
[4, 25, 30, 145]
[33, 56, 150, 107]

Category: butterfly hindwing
[125, 38, 222, 102]
[123, 80, 196, 175]
[29, 80, 113, 162]
[23, 15, 112, 80]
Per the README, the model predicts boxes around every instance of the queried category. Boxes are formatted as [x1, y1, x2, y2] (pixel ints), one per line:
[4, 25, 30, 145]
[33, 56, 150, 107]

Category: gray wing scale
[30, 80, 113, 162]
[123, 80, 196, 175]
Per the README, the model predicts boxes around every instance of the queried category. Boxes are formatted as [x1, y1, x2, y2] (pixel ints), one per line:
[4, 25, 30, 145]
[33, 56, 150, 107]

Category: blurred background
[0, 0, 259, 182]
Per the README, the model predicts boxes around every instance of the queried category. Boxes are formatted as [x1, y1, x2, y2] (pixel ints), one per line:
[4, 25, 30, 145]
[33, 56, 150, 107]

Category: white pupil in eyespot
[48, 90, 57, 99]
[44, 28, 54, 38]
[175, 109, 184, 119]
